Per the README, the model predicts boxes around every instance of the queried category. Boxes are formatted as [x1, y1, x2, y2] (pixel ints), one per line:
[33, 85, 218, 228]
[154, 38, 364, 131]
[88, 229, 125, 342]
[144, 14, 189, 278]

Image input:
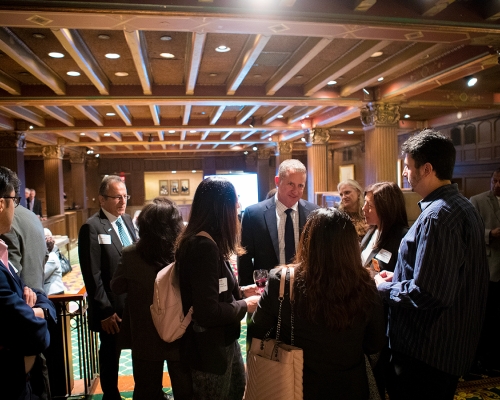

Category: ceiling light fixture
[348, 130, 354, 134]
[160, 53, 175, 58]
[67, 71, 80, 76]
[148, 134, 154, 142]
[244, 151, 249, 155]
[404, 114, 410, 119]
[466, 76, 477, 87]
[168, 130, 175, 133]
[215, 45, 231, 52]
[363, 88, 370, 95]
[252, 146, 258, 151]
[249, 116, 255, 128]
[371, 51, 384, 58]
[49, 52, 64, 58]
[301, 137, 306, 142]
[192, 170, 196, 173]
[95, 154, 100, 158]
[327, 80, 337, 85]
[277, 115, 283, 118]
[104, 133, 111, 137]
[98, 34, 110, 40]
[106, 112, 116, 116]
[80, 132, 86, 136]
[172, 171, 177, 174]
[115, 72, 129, 77]
[160, 35, 172, 41]
[295, 75, 303, 79]
[105, 53, 120, 59]
[190, 130, 197, 133]
[268, 138, 272, 141]
[29, 125, 33, 129]
[32, 33, 45, 39]
[378, 77, 384, 82]
[209, 73, 218, 77]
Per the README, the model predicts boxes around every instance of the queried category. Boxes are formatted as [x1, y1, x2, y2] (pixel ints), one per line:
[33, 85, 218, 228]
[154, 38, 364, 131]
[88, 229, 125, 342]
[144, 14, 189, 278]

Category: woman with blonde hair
[338, 179, 369, 240]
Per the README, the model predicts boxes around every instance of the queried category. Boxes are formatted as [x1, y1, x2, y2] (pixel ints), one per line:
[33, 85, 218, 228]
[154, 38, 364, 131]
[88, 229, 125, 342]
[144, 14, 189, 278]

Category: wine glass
[253, 269, 269, 294]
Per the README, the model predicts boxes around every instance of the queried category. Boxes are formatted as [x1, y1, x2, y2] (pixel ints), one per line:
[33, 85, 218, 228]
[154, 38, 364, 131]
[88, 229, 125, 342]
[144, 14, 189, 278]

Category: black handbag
[184, 322, 227, 375]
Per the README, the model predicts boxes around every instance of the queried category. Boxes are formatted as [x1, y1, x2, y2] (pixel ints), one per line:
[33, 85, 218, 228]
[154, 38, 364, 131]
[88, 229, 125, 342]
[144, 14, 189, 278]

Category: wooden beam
[262, 106, 293, 125]
[288, 106, 325, 124]
[353, 0, 377, 12]
[183, 105, 192, 125]
[25, 132, 58, 145]
[75, 105, 103, 126]
[0, 113, 14, 130]
[132, 131, 143, 141]
[123, 30, 152, 95]
[313, 107, 360, 127]
[0, 106, 44, 126]
[36, 105, 74, 126]
[57, 131, 79, 142]
[210, 106, 225, 125]
[186, 32, 206, 95]
[150, 105, 160, 125]
[83, 131, 100, 141]
[113, 105, 132, 126]
[0, 69, 21, 95]
[236, 105, 260, 125]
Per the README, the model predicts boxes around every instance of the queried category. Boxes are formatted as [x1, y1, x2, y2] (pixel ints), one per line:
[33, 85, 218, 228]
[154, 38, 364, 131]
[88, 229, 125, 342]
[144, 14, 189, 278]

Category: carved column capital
[69, 150, 86, 164]
[310, 128, 331, 145]
[360, 103, 401, 128]
[42, 145, 64, 159]
[257, 148, 272, 160]
[0, 132, 26, 149]
[277, 141, 293, 156]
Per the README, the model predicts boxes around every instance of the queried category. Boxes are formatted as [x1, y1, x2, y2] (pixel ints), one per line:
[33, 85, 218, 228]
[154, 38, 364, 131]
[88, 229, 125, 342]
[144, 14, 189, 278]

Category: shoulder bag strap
[275, 266, 288, 342]
[288, 266, 295, 346]
[196, 230, 215, 243]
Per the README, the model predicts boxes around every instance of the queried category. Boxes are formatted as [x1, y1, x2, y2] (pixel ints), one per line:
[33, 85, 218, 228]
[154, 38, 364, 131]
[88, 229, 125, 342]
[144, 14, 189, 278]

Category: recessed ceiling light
[378, 77, 384, 82]
[19, 72, 30, 76]
[252, 146, 258, 151]
[190, 130, 197, 133]
[160, 35, 172, 41]
[215, 45, 231, 52]
[80, 132, 86, 136]
[105, 53, 120, 59]
[277, 115, 283, 118]
[467, 76, 477, 87]
[209, 73, 218, 77]
[371, 51, 384, 58]
[104, 133, 111, 136]
[340, 129, 345, 132]
[295, 75, 303, 79]
[98, 34, 110, 40]
[172, 171, 177, 174]
[67, 71, 81, 76]
[254, 74, 262, 78]
[32, 33, 45, 39]
[348, 130, 354, 134]
[201, 111, 206, 115]
[244, 151, 249, 155]
[192, 170, 196, 173]
[301, 137, 306, 142]
[327, 80, 337, 85]
[49, 52, 64, 58]
[160, 53, 175, 59]
[268, 138, 272, 141]
[305, 115, 309, 118]
[29, 125, 33, 129]
[95, 154, 100, 158]
[115, 72, 129, 77]
[106, 112, 116, 116]
[404, 114, 411, 119]
[169, 130, 175, 133]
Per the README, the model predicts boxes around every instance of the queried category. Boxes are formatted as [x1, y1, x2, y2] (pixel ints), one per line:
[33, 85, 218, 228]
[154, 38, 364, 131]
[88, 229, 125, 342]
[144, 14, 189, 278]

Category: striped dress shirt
[377, 184, 489, 376]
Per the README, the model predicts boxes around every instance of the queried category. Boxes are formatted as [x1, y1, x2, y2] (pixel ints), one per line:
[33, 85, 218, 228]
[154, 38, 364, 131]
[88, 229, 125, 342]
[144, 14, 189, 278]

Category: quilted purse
[244, 266, 303, 400]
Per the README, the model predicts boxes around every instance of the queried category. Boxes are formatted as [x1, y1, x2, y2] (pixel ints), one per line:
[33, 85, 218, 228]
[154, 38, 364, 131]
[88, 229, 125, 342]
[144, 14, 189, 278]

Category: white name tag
[375, 249, 392, 264]
[219, 277, 228, 293]
[98, 234, 112, 244]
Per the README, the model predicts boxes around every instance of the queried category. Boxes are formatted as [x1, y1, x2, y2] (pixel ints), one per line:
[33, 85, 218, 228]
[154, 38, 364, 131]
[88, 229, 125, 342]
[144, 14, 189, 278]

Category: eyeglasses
[103, 195, 130, 201]
[2, 196, 21, 207]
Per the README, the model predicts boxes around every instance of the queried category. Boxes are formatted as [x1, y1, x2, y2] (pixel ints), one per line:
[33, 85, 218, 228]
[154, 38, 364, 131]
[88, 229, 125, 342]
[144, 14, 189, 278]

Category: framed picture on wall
[180, 179, 189, 195]
[339, 164, 355, 182]
[170, 180, 179, 196]
[159, 180, 169, 196]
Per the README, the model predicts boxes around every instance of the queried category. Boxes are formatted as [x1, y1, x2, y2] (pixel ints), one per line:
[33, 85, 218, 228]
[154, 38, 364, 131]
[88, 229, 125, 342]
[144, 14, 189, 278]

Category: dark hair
[491, 168, 500, 178]
[175, 177, 244, 261]
[0, 166, 20, 197]
[136, 197, 184, 272]
[294, 208, 376, 330]
[99, 175, 124, 196]
[401, 129, 456, 180]
[365, 182, 408, 249]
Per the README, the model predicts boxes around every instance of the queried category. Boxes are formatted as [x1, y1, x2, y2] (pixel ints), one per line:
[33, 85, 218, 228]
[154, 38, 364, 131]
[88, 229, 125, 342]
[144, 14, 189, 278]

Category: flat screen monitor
[204, 173, 259, 211]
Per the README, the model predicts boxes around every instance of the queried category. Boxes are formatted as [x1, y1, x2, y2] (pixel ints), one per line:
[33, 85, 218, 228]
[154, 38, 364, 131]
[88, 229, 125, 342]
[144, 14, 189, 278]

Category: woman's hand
[240, 284, 261, 298]
[244, 295, 261, 313]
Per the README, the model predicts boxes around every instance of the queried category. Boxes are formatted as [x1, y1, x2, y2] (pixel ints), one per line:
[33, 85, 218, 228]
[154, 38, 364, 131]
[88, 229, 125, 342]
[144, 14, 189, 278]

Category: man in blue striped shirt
[375, 129, 489, 400]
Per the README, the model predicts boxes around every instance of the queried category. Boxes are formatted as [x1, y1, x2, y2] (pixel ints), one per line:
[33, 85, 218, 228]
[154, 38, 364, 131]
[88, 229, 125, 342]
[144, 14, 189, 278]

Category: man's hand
[33, 308, 45, 319]
[23, 286, 36, 307]
[101, 313, 122, 335]
[240, 284, 261, 298]
[244, 295, 261, 314]
[491, 228, 500, 238]
[374, 270, 394, 287]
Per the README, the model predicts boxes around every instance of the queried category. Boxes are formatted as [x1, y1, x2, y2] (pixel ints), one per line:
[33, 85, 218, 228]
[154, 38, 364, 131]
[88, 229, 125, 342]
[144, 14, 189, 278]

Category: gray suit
[470, 191, 500, 282]
[0, 205, 47, 291]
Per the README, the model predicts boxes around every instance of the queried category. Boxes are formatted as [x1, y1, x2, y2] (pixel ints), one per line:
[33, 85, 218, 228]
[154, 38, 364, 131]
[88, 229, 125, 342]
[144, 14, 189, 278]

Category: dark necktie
[116, 218, 131, 247]
[284, 208, 295, 264]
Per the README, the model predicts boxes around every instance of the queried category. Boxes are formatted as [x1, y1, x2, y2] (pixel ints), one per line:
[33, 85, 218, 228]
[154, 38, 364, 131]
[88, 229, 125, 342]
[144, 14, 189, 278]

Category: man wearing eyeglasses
[0, 166, 56, 400]
[79, 175, 137, 400]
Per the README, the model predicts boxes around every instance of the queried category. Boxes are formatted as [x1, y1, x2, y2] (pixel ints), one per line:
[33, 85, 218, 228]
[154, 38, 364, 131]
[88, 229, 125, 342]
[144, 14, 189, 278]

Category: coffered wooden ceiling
[0, 0, 499, 159]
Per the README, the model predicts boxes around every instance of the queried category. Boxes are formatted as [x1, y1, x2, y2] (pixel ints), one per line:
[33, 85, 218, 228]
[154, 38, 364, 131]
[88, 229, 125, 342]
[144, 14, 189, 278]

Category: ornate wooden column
[361, 103, 400, 185]
[275, 141, 293, 172]
[327, 148, 335, 191]
[42, 143, 65, 217]
[0, 131, 27, 203]
[257, 148, 272, 201]
[306, 128, 330, 203]
[69, 151, 87, 210]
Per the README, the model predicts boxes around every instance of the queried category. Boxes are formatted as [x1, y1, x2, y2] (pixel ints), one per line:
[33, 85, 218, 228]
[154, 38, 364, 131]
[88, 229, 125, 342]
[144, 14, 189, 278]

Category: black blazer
[237, 197, 319, 286]
[27, 198, 42, 217]
[78, 210, 137, 332]
[360, 225, 409, 273]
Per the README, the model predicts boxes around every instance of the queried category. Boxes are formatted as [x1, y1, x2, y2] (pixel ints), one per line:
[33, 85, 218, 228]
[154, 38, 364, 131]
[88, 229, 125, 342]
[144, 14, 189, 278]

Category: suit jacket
[237, 197, 319, 286]
[0, 205, 48, 291]
[110, 244, 179, 360]
[0, 260, 56, 399]
[27, 197, 42, 217]
[360, 225, 408, 273]
[470, 191, 500, 282]
[78, 210, 137, 332]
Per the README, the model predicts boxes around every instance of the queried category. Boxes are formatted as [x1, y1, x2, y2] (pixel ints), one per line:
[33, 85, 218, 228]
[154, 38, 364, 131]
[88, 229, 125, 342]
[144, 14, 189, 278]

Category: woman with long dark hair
[111, 197, 192, 400]
[175, 177, 260, 399]
[252, 208, 386, 399]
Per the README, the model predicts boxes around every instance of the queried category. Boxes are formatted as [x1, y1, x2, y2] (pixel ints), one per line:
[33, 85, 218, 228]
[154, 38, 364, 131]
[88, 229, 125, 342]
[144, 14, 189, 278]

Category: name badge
[98, 234, 112, 244]
[219, 277, 228, 293]
[375, 249, 392, 264]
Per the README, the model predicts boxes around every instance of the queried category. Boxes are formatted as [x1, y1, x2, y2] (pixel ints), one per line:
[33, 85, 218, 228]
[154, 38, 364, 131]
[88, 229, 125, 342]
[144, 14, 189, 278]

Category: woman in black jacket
[253, 208, 386, 399]
[175, 177, 260, 400]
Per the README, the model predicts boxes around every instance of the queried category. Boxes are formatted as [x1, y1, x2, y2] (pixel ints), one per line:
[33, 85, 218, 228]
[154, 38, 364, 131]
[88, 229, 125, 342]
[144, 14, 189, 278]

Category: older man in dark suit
[26, 189, 42, 218]
[238, 159, 319, 286]
[78, 175, 137, 400]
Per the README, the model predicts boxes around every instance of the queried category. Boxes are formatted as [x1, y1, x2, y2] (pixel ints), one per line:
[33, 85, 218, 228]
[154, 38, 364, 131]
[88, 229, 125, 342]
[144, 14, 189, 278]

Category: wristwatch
[41, 308, 49, 320]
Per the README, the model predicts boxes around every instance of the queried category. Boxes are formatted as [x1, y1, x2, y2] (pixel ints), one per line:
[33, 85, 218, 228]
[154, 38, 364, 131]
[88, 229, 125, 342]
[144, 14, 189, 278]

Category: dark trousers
[99, 331, 122, 400]
[386, 352, 459, 400]
[476, 280, 500, 369]
[132, 354, 193, 400]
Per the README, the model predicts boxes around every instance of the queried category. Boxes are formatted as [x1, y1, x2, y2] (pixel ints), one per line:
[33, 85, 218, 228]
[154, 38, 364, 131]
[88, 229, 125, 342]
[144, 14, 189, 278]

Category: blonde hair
[337, 179, 364, 215]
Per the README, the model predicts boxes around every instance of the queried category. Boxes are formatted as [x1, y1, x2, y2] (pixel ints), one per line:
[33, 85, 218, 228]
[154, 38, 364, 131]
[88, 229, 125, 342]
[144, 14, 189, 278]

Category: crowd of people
[1, 128, 495, 400]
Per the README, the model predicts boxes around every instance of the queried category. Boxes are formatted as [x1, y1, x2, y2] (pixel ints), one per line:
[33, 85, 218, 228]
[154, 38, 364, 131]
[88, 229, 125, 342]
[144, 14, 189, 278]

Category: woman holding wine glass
[175, 177, 260, 399]
[252, 208, 386, 399]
